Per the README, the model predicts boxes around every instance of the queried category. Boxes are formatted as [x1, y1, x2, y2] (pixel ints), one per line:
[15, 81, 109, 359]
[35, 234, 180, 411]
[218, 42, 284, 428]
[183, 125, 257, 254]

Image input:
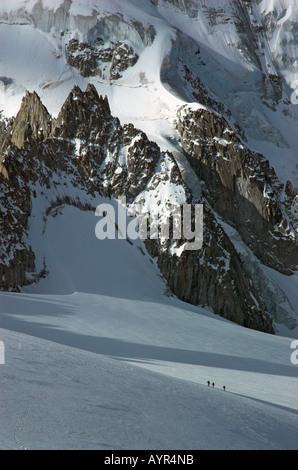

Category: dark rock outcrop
[0, 86, 276, 333]
[10, 91, 52, 149]
[66, 38, 139, 80]
[176, 105, 298, 274]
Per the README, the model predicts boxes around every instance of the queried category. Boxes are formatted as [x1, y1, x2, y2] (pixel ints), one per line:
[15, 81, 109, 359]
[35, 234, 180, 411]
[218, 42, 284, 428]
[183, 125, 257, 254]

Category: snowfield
[0, 206, 298, 450]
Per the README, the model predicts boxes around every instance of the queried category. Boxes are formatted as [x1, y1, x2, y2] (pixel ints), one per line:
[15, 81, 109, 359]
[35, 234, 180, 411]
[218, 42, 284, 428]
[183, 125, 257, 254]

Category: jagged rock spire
[52, 84, 111, 139]
[9, 85, 112, 148]
[11, 90, 52, 149]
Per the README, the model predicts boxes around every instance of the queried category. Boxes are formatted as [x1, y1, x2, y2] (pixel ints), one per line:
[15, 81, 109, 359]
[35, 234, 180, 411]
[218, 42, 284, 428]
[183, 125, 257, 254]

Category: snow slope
[0, 205, 298, 449]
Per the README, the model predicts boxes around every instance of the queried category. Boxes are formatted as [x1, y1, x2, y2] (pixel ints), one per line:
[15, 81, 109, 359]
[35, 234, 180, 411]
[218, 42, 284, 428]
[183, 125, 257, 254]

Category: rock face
[146, 206, 274, 333]
[176, 105, 298, 274]
[0, 85, 277, 333]
[10, 91, 52, 149]
[0, 159, 35, 290]
[66, 38, 139, 80]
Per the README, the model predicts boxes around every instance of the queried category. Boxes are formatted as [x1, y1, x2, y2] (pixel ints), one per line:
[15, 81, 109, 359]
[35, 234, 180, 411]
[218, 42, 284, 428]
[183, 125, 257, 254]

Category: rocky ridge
[0, 84, 279, 333]
[66, 38, 139, 81]
[176, 104, 298, 274]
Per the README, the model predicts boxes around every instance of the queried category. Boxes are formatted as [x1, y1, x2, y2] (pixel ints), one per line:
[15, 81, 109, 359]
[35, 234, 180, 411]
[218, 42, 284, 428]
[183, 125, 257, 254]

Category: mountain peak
[10, 90, 52, 149]
[52, 85, 111, 139]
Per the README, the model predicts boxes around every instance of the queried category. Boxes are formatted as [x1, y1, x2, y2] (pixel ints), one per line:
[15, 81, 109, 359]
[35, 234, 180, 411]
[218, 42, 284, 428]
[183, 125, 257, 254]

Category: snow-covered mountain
[0, 0, 298, 450]
[1, 0, 298, 175]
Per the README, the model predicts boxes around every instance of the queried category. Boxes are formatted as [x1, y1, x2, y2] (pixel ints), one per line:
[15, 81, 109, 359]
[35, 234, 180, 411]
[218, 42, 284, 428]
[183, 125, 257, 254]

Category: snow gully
[95, 196, 203, 251]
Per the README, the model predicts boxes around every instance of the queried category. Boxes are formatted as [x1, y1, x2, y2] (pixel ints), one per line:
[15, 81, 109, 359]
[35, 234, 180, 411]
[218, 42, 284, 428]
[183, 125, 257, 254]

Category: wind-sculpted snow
[0, 272, 298, 449]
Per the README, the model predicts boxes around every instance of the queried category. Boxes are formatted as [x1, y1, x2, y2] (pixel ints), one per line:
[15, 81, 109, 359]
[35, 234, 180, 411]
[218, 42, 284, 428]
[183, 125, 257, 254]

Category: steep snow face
[259, 0, 298, 86]
[154, 0, 298, 187]
[24, 202, 166, 298]
[154, 0, 298, 86]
